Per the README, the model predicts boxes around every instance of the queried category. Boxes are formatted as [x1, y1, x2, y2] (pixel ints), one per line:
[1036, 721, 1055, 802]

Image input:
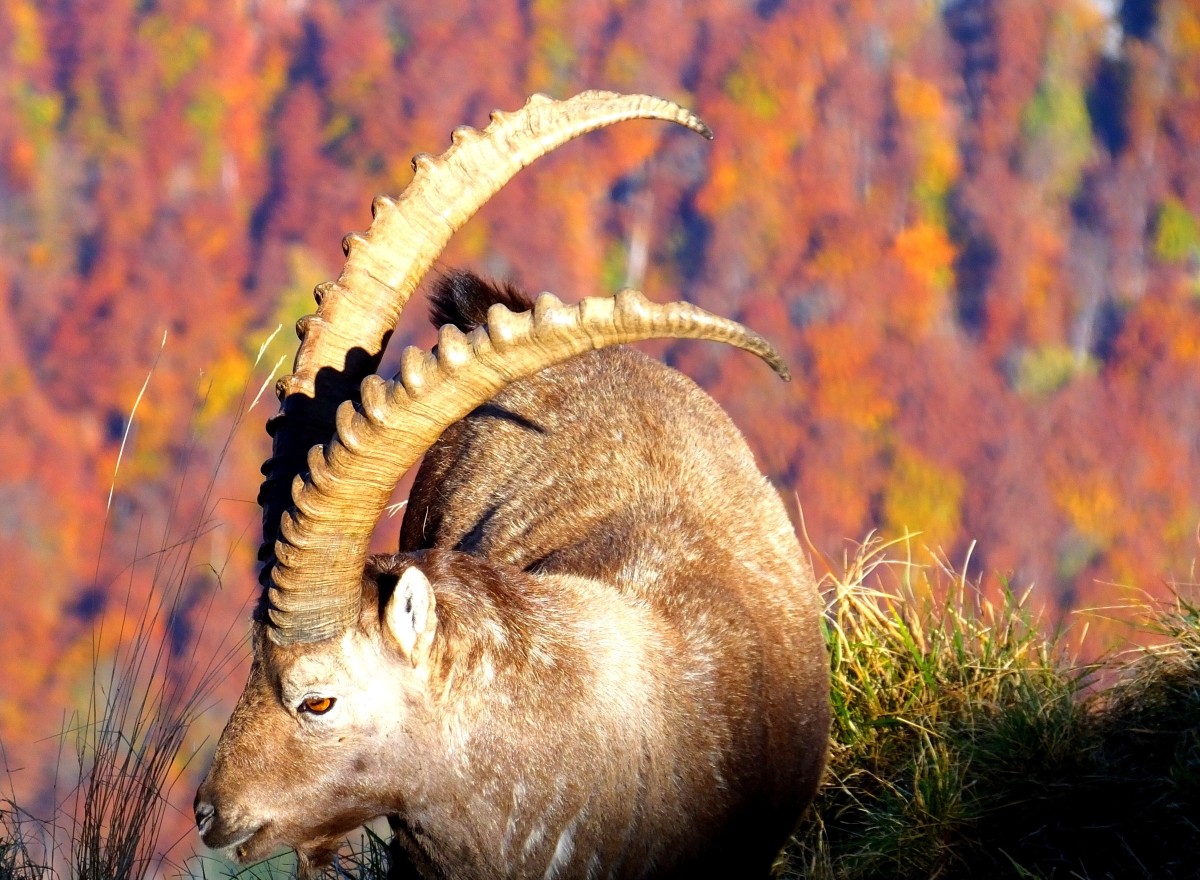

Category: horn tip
[746, 335, 793, 382]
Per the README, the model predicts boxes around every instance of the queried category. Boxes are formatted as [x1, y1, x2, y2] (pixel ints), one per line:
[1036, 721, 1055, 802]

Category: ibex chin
[195, 91, 830, 878]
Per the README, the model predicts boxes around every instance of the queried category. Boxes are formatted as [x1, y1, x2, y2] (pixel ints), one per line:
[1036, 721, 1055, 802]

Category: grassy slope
[781, 537, 1200, 880]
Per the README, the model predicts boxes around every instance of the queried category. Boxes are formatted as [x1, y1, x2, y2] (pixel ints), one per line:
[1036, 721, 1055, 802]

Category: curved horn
[268, 290, 789, 643]
[258, 91, 713, 598]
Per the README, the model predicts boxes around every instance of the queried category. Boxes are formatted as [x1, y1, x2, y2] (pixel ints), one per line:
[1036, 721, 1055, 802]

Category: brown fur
[196, 277, 830, 878]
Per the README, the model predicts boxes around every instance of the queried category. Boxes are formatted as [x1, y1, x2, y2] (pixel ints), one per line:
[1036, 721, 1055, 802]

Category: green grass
[780, 535, 1200, 880]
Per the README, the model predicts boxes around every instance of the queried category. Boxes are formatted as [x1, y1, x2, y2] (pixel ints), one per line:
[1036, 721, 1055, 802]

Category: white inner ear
[387, 566, 435, 664]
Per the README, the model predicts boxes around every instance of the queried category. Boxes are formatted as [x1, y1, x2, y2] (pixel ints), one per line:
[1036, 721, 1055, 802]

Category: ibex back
[195, 92, 830, 879]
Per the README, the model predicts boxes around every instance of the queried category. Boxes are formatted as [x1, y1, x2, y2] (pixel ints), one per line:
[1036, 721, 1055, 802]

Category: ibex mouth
[198, 817, 272, 863]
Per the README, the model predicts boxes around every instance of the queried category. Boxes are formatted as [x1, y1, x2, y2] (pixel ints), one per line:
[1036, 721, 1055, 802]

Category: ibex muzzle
[196, 92, 830, 878]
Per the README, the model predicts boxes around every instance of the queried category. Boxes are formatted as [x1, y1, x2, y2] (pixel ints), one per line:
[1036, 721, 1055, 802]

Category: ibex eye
[299, 696, 335, 715]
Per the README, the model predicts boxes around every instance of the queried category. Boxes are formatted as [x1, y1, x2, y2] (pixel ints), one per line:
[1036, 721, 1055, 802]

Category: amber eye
[299, 696, 335, 715]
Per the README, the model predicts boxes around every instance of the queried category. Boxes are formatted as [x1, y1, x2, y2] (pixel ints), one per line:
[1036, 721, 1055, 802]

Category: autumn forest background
[2, 0, 1200, 868]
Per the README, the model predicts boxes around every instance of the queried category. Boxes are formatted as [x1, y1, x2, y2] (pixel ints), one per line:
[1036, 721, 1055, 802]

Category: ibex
[195, 92, 830, 878]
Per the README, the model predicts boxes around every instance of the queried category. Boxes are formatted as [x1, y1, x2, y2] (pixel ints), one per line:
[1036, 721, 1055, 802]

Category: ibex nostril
[194, 799, 215, 835]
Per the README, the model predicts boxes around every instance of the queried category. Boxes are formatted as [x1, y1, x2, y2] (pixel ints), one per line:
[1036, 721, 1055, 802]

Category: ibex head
[194, 555, 439, 867]
[194, 92, 805, 872]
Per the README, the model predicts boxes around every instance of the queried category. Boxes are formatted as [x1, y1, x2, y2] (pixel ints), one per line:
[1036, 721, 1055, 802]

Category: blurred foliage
[1155, 196, 1200, 263]
[1011, 343, 1094, 396]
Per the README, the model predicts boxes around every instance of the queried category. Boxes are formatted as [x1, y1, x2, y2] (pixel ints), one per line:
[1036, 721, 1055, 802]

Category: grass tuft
[1, 335, 276, 880]
[783, 535, 1200, 879]
[0, 800, 47, 880]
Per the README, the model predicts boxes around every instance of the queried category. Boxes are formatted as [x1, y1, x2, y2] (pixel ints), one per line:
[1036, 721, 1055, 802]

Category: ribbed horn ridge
[268, 291, 789, 643]
[257, 91, 712, 637]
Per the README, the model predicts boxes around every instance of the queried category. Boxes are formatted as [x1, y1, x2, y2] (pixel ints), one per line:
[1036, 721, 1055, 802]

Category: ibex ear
[385, 566, 437, 666]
